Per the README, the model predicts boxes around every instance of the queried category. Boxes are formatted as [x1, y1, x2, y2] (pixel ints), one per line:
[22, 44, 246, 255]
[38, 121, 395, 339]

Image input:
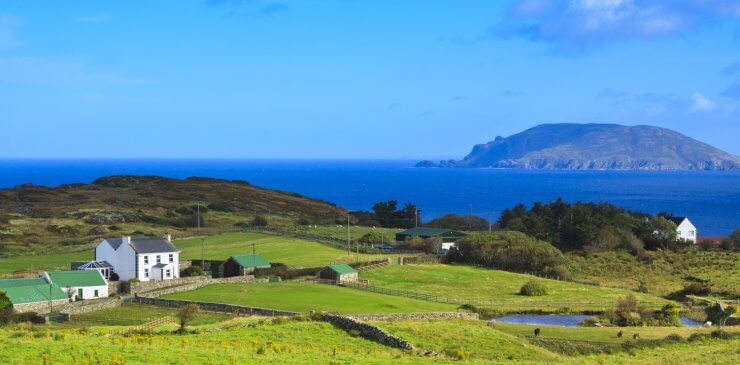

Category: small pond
[494, 314, 590, 327]
[494, 314, 704, 328]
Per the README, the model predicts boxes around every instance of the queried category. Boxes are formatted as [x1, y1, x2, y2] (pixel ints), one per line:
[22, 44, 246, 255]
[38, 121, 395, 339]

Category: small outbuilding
[395, 227, 467, 250]
[220, 254, 271, 278]
[71, 260, 114, 280]
[668, 216, 697, 243]
[0, 278, 69, 312]
[43, 270, 108, 301]
[317, 264, 358, 282]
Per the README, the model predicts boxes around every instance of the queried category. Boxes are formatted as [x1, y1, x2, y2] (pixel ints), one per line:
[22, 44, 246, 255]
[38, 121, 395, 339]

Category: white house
[42, 270, 108, 301]
[670, 217, 697, 243]
[95, 235, 180, 282]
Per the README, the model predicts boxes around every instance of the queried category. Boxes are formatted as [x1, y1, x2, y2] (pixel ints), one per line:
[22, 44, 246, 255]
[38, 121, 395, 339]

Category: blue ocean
[0, 159, 738, 236]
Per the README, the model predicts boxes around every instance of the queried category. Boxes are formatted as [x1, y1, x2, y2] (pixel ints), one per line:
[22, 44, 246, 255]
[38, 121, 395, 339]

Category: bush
[207, 202, 232, 212]
[449, 231, 565, 274]
[519, 280, 548, 296]
[682, 282, 712, 296]
[297, 218, 311, 226]
[659, 302, 681, 326]
[176, 304, 200, 332]
[251, 216, 269, 227]
[181, 266, 205, 277]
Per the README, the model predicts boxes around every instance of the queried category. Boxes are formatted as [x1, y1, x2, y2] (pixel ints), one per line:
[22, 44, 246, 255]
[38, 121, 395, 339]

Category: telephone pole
[347, 215, 351, 256]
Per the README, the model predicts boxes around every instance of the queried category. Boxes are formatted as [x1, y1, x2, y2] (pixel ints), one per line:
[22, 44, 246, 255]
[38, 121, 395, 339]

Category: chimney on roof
[122, 236, 131, 245]
[163, 233, 172, 241]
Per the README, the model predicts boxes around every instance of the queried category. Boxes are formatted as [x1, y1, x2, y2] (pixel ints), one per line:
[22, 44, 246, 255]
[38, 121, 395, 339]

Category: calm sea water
[0, 159, 738, 235]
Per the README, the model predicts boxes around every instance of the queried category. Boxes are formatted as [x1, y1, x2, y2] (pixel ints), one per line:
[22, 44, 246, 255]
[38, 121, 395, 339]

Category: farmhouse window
[94, 290, 99, 297]
[166, 269, 171, 278]
[169, 254, 174, 263]
[156, 255, 161, 264]
[144, 268, 149, 278]
[144, 256, 149, 264]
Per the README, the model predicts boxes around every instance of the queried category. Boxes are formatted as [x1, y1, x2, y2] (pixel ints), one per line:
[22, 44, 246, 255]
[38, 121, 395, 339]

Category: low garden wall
[347, 312, 479, 322]
[61, 297, 124, 315]
[134, 296, 299, 317]
[121, 276, 212, 294]
[14, 299, 69, 314]
[321, 312, 415, 350]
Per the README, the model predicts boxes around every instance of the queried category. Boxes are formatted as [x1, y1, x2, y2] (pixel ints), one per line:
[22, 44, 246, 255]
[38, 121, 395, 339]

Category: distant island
[416, 123, 740, 170]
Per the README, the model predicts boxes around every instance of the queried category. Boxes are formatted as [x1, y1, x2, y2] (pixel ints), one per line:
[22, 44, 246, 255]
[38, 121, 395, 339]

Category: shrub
[207, 202, 232, 212]
[174, 207, 192, 215]
[251, 216, 269, 227]
[682, 282, 712, 296]
[665, 333, 683, 342]
[176, 304, 200, 332]
[659, 302, 681, 326]
[519, 280, 548, 296]
[181, 266, 205, 277]
[616, 294, 640, 326]
[449, 231, 565, 274]
[297, 218, 311, 226]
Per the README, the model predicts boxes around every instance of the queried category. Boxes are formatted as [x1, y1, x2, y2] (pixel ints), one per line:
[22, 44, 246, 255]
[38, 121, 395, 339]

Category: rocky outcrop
[418, 123, 740, 170]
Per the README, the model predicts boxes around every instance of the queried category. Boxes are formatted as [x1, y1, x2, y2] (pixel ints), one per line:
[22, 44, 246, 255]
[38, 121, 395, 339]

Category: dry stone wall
[347, 312, 478, 322]
[135, 296, 299, 317]
[321, 313, 415, 350]
[13, 299, 69, 314]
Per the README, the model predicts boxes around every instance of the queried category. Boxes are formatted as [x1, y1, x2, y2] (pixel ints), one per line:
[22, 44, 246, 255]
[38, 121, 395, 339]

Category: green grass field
[55, 303, 232, 328]
[492, 321, 739, 343]
[298, 225, 402, 242]
[163, 282, 460, 314]
[360, 264, 669, 312]
[0, 231, 405, 276]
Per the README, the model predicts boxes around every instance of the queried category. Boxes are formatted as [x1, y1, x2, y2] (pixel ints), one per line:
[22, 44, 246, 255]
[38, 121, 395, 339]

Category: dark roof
[231, 254, 270, 268]
[130, 237, 179, 253]
[104, 237, 125, 250]
[324, 264, 357, 275]
[668, 216, 687, 225]
[0, 277, 47, 289]
[396, 227, 466, 237]
[152, 263, 168, 269]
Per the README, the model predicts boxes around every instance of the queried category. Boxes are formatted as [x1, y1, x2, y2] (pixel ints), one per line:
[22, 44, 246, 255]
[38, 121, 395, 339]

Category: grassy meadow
[163, 282, 460, 314]
[54, 303, 233, 328]
[360, 264, 668, 312]
[0, 231, 406, 276]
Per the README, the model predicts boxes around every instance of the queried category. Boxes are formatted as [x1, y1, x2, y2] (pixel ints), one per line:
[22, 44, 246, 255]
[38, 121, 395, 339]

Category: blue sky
[1, 0, 739, 158]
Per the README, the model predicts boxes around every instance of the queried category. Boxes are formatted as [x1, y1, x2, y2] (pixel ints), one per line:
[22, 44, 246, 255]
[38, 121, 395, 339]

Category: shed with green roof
[220, 253, 271, 278]
[0, 278, 69, 311]
[318, 264, 358, 282]
[43, 270, 108, 301]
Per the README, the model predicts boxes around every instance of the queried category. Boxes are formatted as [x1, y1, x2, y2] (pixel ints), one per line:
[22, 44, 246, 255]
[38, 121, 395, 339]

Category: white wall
[136, 252, 180, 281]
[65, 285, 109, 301]
[676, 219, 697, 243]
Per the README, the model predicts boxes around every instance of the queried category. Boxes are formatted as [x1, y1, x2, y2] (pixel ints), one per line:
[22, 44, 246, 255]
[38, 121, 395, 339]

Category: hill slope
[417, 123, 740, 170]
[0, 175, 346, 251]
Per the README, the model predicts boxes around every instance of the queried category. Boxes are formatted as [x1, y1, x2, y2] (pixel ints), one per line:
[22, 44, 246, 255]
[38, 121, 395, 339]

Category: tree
[705, 303, 737, 330]
[426, 213, 489, 231]
[0, 290, 12, 313]
[449, 231, 566, 274]
[616, 294, 640, 326]
[176, 303, 200, 332]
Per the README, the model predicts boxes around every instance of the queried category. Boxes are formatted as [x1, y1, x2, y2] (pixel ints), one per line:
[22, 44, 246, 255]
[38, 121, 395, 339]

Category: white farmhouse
[95, 235, 180, 281]
[669, 217, 697, 243]
[42, 270, 108, 301]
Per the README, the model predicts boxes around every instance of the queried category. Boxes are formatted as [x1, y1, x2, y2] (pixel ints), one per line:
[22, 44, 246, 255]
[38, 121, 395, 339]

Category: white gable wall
[136, 251, 180, 282]
[676, 219, 697, 243]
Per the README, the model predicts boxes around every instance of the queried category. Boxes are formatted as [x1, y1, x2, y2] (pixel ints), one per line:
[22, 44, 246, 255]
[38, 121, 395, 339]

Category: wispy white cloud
[690, 92, 716, 112]
[75, 15, 111, 24]
[0, 13, 25, 51]
[492, 0, 740, 51]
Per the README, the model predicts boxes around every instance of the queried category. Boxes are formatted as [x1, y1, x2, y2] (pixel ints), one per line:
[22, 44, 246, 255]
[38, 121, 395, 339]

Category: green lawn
[492, 321, 739, 343]
[373, 318, 561, 362]
[299, 225, 402, 242]
[55, 303, 232, 328]
[360, 264, 669, 312]
[0, 250, 91, 276]
[163, 282, 460, 314]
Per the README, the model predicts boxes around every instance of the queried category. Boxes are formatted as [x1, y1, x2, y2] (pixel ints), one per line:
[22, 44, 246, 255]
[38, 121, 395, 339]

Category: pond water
[494, 314, 704, 328]
[493, 314, 591, 327]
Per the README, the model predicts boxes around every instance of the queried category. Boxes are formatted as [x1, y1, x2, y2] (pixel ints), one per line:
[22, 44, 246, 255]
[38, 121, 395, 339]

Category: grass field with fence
[359, 264, 669, 312]
[161, 282, 460, 314]
[54, 303, 232, 328]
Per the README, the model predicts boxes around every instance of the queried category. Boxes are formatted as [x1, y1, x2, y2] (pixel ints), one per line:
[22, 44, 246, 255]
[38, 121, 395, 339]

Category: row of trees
[497, 199, 692, 252]
[350, 200, 421, 228]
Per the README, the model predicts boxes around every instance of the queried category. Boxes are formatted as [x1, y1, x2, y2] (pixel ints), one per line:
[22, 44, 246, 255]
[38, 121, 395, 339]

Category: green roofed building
[0, 278, 68, 312]
[220, 254, 271, 278]
[318, 264, 358, 282]
[43, 270, 108, 301]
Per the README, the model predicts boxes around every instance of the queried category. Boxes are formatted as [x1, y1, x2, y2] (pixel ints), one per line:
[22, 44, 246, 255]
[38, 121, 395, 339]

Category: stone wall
[347, 312, 479, 322]
[141, 276, 268, 297]
[121, 275, 212, 294]
[108, 281, 123, 294]
[14, 299, 69, 314]
[135, 296, 299, 317]
[61, 297, 124, 315]
[321, 312, 415, 350]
